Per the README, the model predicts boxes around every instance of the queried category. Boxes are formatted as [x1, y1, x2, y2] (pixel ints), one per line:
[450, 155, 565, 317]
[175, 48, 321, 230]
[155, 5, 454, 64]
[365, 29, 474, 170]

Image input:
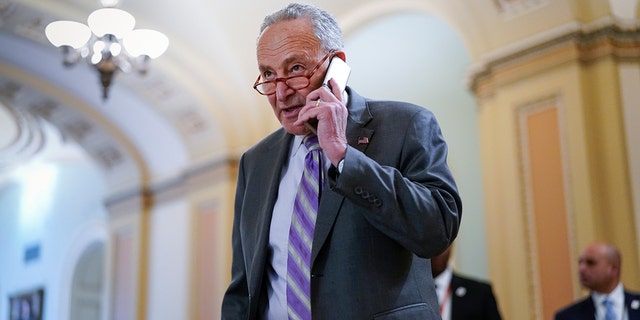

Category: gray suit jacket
[222, 88, 462, 319]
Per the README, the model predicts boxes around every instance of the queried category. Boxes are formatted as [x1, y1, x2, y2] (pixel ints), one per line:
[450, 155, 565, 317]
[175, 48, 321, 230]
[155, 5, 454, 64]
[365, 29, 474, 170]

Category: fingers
[326, 78, 343, 101]
[306, 79, 341, 104]
[298, 82, 346, 136]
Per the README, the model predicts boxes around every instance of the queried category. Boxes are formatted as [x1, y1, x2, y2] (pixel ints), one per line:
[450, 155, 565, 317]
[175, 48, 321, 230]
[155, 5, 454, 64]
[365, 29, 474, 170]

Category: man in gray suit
[221, 3, 462, 319]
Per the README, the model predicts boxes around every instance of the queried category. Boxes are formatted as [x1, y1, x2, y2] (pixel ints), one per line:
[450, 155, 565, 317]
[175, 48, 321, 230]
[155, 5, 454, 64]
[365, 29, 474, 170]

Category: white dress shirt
[434, 267, 453, 320]
[264, 135, 329, 320]
[592, 283, 626, 320]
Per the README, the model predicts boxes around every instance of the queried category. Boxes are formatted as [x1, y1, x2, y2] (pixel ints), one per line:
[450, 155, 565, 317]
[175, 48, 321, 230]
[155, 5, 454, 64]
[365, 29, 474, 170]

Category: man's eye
[262, 71, 274, 79]
[291, 65, 304, 73]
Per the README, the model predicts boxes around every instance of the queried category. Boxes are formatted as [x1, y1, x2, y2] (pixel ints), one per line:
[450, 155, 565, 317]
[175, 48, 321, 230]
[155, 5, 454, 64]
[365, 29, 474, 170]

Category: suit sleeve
[328, 107, 462, 258]
[221, 155, 249, 319]
[554, 310, 568, 320]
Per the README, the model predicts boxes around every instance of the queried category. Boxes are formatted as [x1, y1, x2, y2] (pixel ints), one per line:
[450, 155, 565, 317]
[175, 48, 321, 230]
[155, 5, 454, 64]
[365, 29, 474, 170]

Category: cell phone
[322, 56, 351, 94]
[306, 57, 351, 134]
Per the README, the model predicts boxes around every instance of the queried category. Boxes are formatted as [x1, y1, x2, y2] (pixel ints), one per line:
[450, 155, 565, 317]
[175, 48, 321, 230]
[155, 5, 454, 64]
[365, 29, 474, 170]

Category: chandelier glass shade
[45, 7, 169, 99]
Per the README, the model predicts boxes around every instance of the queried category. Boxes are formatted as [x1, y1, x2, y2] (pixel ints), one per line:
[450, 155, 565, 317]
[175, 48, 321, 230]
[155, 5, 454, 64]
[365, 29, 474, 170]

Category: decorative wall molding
[517, 98, 554, 320]
[104, 155, 234, 209]
[0, 97, 45, 173]
[492, 0, 551, 20]
[517, 95, 578, 318]
[469, 18, 640, 98]
[0, 71, 142, 192]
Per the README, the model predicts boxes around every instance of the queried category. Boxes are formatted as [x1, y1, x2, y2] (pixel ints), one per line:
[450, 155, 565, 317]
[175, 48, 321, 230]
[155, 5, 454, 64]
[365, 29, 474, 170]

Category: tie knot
[603, 298, 612, 306]
[303, 135, 321, 152]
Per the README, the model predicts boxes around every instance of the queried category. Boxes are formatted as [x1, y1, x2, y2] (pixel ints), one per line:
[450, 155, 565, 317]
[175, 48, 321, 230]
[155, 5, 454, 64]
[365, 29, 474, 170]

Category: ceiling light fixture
[44, 1, 169, 100]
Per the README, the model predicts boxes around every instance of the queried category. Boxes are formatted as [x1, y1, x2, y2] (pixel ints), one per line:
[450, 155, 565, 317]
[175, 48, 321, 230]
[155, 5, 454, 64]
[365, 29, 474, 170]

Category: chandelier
[44, 1, 169, 99]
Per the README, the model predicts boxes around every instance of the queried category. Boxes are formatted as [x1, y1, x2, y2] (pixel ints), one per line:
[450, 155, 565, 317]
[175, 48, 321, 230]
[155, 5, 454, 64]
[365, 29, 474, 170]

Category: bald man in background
[555, 242, 640, 320]
[431, 245, 502, 320]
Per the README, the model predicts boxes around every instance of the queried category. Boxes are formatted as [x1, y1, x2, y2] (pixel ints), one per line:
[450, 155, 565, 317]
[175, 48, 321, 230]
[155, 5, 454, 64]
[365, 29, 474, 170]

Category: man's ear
[334, 51, 346, 62]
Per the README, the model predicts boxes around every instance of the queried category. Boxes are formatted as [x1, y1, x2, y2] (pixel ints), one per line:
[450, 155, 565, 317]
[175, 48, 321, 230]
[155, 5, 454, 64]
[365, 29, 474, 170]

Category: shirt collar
[592, 283, 624, 307]
[292, 135, 305, 157]
[434, 267, 453, 301]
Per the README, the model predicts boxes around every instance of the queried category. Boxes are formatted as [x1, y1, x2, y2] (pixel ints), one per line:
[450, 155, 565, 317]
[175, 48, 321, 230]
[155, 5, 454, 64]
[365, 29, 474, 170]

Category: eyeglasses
[253, 51, 335, 95]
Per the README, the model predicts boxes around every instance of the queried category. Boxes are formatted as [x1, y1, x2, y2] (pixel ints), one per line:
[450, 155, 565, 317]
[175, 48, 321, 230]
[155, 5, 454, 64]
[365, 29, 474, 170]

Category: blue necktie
[287, 135, 322, 320]
[603, 297, 616, 320]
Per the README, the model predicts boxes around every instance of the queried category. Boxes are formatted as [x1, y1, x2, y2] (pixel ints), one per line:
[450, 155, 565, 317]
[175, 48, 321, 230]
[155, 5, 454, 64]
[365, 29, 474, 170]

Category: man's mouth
[282, 105, 302, 117]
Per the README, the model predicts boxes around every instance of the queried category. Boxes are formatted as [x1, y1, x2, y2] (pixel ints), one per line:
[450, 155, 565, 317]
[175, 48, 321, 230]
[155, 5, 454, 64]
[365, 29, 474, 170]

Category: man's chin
[283, 122, 309, 136]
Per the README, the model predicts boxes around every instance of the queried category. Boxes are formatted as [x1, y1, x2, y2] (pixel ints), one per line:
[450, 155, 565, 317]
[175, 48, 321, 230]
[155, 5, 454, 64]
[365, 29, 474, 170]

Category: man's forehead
[580, 255, 598, 262]
[257, 36, 319, 58]
[580, 249, 604, 262]
[257, 41, 316, 59]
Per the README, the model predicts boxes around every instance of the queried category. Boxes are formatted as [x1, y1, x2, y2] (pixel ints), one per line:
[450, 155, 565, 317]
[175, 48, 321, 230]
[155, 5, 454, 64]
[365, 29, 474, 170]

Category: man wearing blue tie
[555, 242, 640, 320]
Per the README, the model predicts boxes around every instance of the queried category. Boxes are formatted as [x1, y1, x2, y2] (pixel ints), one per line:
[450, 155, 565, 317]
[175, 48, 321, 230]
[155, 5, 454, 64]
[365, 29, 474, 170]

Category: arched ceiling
[0, 0, 623, 197]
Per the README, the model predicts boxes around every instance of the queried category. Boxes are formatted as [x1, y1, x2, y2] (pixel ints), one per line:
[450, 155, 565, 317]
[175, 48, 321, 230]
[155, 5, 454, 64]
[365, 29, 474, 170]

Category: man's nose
[275, 81, 293, 100]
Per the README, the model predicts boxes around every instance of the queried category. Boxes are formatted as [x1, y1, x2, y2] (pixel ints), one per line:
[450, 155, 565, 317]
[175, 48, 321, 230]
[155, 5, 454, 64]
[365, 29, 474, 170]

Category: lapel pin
[632, 300, 639, 310]
[357, 136, 369, 145]
[455, 287, 467, 297]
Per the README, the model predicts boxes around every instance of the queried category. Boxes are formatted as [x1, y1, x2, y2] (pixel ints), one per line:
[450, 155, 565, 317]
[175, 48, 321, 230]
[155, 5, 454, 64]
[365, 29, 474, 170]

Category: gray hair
[259, 3, 344, 52]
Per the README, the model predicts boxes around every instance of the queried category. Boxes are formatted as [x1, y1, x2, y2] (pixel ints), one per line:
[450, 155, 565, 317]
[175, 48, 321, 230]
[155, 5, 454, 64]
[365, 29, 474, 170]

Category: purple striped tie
[287, 135, 322, 320]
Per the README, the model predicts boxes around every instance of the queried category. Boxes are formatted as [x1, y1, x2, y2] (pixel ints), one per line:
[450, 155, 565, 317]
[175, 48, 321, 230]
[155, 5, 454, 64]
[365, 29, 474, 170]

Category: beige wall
[473, 15, 640, 320]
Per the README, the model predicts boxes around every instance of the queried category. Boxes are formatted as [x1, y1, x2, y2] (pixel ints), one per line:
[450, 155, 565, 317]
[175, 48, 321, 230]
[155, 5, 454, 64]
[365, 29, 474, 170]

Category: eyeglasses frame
[252, 50, 336, 95]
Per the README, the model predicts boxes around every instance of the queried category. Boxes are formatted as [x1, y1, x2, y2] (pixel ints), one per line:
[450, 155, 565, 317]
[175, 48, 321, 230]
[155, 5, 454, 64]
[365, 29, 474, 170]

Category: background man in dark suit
[431, 245, 502, 320]
[221, 3, 462, 319]
[555, 242, 640, 320]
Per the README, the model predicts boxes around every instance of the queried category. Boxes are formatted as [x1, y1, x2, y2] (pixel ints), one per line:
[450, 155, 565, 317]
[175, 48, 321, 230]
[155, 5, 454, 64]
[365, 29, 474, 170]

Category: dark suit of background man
[431, 245, 502, 320]
[555, 242, 640, 320]
[221, 2, 462, 319]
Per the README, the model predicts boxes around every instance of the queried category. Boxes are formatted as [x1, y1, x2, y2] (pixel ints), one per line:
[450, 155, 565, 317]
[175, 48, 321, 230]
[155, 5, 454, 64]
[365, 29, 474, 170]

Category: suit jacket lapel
[345, 88, 374, 153]
[450, 275, 463, 320]
[584, 296, 596, 320]
[310, 88, 373, 265]
[249, 130, 292, 295]
[311, 187, 343, 265]
[625, 292, 640, 319]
